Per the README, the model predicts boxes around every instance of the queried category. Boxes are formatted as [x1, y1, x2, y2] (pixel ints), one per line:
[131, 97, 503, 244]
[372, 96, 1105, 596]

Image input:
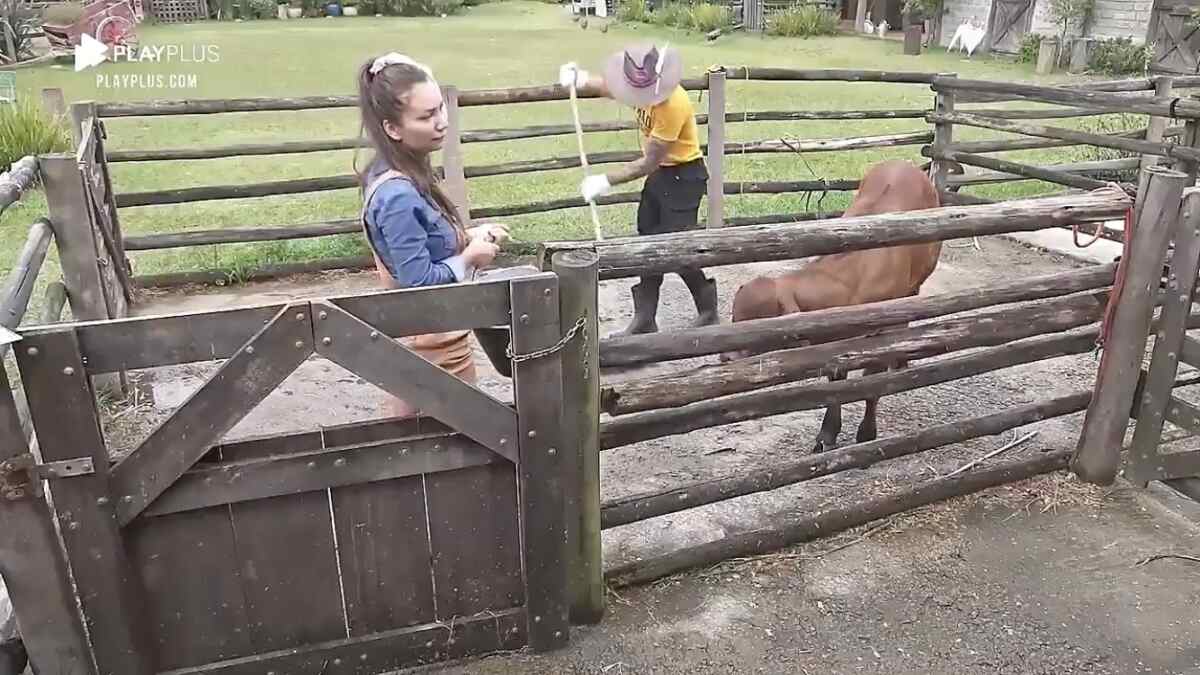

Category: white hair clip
[369, 52, 434, 78]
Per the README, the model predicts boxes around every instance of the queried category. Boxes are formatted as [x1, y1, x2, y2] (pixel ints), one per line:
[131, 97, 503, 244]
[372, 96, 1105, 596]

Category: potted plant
[342, 0, 358, 15]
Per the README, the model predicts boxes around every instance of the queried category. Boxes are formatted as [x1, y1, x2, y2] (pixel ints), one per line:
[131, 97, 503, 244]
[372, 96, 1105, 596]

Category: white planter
[286, 6, 302, 17]
[343, 6, 357, 14]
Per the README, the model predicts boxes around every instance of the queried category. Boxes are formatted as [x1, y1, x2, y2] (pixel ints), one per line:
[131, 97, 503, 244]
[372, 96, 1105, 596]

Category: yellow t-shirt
[636, 85, 703, 166]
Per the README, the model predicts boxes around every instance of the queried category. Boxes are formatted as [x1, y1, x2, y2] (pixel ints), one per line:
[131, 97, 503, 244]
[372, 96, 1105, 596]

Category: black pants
[635, 159, 710, 290]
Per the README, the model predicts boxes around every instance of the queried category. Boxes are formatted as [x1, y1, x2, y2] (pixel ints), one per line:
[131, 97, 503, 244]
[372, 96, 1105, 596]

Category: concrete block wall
[1089, 0, 1153, 40]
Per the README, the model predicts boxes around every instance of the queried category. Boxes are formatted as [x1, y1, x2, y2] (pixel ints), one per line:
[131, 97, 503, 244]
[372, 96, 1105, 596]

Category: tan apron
[361, 169, 476, 418]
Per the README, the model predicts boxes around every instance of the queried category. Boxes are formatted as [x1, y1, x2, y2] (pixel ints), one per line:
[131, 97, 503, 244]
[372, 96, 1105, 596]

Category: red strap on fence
[1096, 206, 1135, 365]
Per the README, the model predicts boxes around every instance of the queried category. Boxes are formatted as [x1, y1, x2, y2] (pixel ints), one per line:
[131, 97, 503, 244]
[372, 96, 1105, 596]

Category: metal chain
[506, 314, 588, 364]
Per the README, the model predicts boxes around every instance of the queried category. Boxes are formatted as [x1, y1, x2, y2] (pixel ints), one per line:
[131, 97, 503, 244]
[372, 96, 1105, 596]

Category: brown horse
[728, 160, 945, 453]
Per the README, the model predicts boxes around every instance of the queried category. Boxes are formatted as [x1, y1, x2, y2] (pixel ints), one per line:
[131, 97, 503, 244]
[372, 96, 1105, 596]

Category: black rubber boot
[682, 272, 719, 328]
[611, 280, 660, 337]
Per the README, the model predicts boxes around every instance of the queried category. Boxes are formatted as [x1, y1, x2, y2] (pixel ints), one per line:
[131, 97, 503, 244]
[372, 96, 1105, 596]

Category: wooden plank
[1180, 334, 1200, 369]
[928, 111, 1200, 165]
[602, 328, 1102, 450]
[603, 391, 1095, 528]
[1129, 191, 1200, 484]
[1072, 166, 1188, 485]
[925, 147, 1111, 191]
[1165, 395, 1200, 435]
[550, 250, 603, 624]
[214, 415, 450, 463]
[314, 301, 519, 461]
[15, 329, 155, 675]
[331, 475, 436, 635]
[706, 70, 725, 229]
[111, 303, 312, 525]
[39, 155, 110, 323]
[603, 291, 1107, 415]
[598, 263, 1118, 366]
[55, 280, 511, 374]
[425, 463, 523, 618]
[159, 608, 526, 675]
[541, 188, 1132, 280]
[93, 118, 130, 277]
[125, 507, 253, 670]
[509, 274, 569, 651]
[606, 451, 1072, 588]
[229, 490, 345, 653]
[0, 364, 93, 675]
[144, 433, 499, 517]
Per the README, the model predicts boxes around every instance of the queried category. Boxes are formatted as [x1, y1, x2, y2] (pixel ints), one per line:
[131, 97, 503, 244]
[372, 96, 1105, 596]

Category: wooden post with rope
[1071, 167, 1187, 485]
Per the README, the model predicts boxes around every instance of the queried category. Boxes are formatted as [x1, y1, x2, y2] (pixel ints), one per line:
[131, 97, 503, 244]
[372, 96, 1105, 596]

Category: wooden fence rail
[0, 156, 39, 217]
[541, 189, 1132, 280]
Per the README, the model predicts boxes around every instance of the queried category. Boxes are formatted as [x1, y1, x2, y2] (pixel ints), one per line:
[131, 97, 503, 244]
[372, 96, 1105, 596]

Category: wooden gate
[1147, 4, 1200, 74]
[12, 273, 571, 674]
[987, 0, 1034, 54]
[1125, 189, 1200, 484]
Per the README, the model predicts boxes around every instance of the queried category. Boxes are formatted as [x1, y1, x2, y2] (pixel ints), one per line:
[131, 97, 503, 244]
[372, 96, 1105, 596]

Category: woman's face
[384, 80, 447, 154]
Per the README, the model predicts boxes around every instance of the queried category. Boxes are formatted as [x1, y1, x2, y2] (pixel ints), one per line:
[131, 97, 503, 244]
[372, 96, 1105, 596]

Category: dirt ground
[115, 233, 1200, 675]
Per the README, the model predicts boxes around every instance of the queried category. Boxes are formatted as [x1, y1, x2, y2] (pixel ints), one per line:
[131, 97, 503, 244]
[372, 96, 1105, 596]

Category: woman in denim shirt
[356, 52, 509, 417]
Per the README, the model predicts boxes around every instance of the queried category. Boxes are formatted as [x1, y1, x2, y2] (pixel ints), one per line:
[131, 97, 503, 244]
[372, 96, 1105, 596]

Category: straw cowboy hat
[603, 42, 683, 108]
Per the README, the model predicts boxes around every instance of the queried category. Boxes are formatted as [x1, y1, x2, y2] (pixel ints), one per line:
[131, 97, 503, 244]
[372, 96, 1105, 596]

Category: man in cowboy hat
[559, 43, 718, 335]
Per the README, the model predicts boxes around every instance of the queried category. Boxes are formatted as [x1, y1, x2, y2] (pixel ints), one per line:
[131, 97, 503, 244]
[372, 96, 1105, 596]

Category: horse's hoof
[812, 438, 834, 454]
[855, 427, 878, 444]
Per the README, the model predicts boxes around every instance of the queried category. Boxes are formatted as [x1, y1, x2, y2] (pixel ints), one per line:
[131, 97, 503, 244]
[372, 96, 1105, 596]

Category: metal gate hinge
[0, 453, 95, 500]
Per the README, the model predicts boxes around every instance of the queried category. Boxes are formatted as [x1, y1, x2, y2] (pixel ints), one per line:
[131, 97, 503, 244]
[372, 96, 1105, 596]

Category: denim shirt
[363, 166, 467, 288]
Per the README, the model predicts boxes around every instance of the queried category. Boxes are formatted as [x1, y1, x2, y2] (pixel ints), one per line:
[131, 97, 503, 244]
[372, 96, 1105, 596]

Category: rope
[1072, 220, 1106, 248]
[568, 79, 604, 241]
[1095, 204, 1135, 363]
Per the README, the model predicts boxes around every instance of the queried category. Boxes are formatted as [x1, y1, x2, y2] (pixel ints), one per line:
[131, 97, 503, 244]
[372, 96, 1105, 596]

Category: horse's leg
[814, 366, 846, 453]
[856, 362, 886, 443]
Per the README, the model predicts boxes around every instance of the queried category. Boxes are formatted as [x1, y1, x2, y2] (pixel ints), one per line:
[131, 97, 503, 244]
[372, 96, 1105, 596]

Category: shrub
[617, 0, 651, 22]
[766, 5, 838, 37]
[243, 0, 278, 18]
[1089, 37, 1151, 75]
[0, 0, 41, 59]
[0, 100, 72, 170]
[1017, 32, 1042, 63]
[653, 2, 692, 27]
[689, 2, 732, 31]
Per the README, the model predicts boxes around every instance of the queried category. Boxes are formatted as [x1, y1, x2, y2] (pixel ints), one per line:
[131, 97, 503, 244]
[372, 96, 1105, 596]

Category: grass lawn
[0, 0, 1137, 318]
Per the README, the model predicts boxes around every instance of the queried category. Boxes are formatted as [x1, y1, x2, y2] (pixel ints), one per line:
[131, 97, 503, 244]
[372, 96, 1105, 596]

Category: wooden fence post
[40, 156, 111, 324]
[15, 329, 155, 675]
[70, 102, 97, 150]
[706, 69, 726, 229]
[746, 0, 763, 31]
[1071, 166, 1187, 485]
[1137, 75, 1174, 219]
[550, 250, 603, 625]
[40, 154, 126, 395]
[442, 86, 472, 226]
[931, 73, 956, 193]
[509, 275, 570, 652]
[0, 364, 95, 675]
[40, 87, 66, 120]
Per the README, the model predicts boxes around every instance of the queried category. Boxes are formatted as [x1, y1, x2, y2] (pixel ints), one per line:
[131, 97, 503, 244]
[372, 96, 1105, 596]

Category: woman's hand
[467, 223, 511, 244]
[463, 238, 500, 269]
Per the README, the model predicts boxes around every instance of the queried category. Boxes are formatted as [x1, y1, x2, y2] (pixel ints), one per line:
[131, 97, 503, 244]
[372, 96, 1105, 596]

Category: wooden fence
[48, 68, 1200, 288]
